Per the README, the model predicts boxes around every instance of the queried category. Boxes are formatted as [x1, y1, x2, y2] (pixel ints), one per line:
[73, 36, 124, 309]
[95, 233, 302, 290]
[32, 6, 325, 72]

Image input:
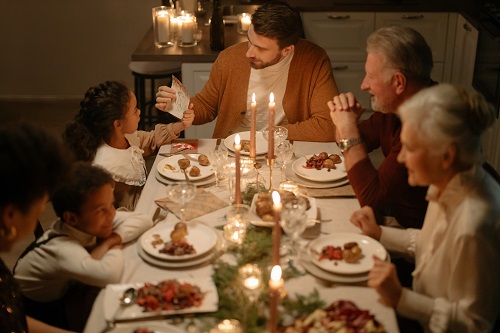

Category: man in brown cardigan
[156, 1, 338, 142]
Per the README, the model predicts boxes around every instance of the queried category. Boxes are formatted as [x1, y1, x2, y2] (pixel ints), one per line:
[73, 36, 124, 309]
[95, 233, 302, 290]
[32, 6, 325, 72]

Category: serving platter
[103, 276, 218, 322]
[292, 154, 347, 182]
[140, 221, 218, 261]
[249, 193, 317, 228]
[308, 233, 387, 275]
[156, 154, 214, 181]
[224, 131, 268, 156]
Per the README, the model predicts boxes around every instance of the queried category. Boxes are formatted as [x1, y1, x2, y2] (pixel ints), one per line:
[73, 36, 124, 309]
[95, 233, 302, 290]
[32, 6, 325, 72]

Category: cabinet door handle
[332, 65, 349, 70]
[463, 23, 472, 32]
[328, 15, 351, 20]
[401, 14, 424, 20]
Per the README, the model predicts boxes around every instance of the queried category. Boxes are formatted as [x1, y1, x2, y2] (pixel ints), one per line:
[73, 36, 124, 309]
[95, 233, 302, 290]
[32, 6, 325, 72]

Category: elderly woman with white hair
[350, 83, 500, 333]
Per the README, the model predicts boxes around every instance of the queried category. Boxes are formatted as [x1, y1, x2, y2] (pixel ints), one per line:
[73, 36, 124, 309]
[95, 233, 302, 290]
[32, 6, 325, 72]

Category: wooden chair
[129, 61, 182, 131]
[483, 161, 500, 184]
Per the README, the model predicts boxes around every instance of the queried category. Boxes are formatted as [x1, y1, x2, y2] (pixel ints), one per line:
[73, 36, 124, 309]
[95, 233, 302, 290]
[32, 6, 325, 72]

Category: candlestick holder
[267, 157, 275, 192]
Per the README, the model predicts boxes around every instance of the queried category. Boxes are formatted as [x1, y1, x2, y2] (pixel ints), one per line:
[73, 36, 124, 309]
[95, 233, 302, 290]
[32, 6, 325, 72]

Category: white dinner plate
[299, 253, 368, 284]
[284, 161, 349, 189]
[249, 193, 317, 228]
[224, 131, 268, 156]
[292, 154, 347, 182]
[308, 233, 387, 275]
[103, 276, 218, 322]
[155, 171, 216, 187]
[137, 237, 220, 269]
[156, 154, 214, 181]
[105, 322, 186, 333]
[286, 286, 398, 333]
[140, 221, 218, 261]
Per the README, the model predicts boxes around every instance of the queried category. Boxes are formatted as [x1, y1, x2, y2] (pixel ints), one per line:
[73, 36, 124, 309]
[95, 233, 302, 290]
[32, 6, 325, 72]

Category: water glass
[262, 126, 288, 148]
[166, 182, 197, 222]
[280, 196, 308, 262]
[275, 141, 294, 180]
[208, 147, 229, 192]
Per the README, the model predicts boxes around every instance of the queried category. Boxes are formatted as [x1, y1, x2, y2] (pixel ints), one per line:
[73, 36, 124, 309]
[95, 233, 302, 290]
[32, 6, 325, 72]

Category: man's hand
[155, 85, 177, 111]
[350, 206, 382, 240]
[181, 106, 195, 128]
[328, 92, 365, 141]
[368, 256, 403, 308]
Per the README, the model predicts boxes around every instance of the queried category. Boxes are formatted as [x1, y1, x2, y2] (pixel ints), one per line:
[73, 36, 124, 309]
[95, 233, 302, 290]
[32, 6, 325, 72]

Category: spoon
[105, 287, 137, 330]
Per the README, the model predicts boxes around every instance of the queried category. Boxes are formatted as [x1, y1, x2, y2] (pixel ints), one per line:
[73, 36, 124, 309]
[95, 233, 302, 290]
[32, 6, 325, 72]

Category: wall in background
[0, 0, 159, 99]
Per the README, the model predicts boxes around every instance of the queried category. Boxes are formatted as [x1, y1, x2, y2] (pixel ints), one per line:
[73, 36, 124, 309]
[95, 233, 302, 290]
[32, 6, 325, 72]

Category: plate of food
[140, 221, 218, 261]
[224, 131, 268, 156]
[106, 322, 186, 333]
[283, 287, 397, 333]
[103, 276, 218, 322]
[308, 233, 387, 275]
[156, 154, 214, 181]
[292, 152, 347, 182]
[249, 191, 317, 228]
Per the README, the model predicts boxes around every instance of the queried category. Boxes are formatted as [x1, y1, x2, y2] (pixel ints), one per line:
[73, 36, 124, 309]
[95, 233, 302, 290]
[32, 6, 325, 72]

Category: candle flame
[252, 93, 256, 103]
[270, 265, 282, 281]
[272, 190, 280, 205]
[235, 134, 241, 145]
[269, 92, 274, 104]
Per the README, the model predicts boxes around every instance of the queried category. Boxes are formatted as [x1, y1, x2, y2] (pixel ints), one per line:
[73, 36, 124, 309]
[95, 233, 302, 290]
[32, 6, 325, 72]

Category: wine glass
[279, 196, 308, 267]
[166, 182, 197, 222]
[208, 147, 229, 192]
[275, 141, 294, 181]
[261, 126, 289, 148]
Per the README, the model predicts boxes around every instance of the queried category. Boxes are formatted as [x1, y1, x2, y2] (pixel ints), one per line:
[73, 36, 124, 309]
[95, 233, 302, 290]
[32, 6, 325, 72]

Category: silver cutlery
[159, 147, 189, 157]
[214, 138, 222, 151]
[104, 287, 138, 331]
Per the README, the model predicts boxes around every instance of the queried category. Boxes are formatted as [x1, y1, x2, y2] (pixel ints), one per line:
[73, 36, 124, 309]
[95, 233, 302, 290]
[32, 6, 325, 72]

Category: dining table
[83, 139, 399, 333]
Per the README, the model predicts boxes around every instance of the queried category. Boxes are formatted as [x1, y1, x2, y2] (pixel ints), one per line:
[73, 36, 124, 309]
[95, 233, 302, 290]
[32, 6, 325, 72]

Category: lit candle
[234, 134, 242, 205]
[269, 265, 283, 333]
[240, 13, 251, 31]
[271, 190, 281, 266]
[216, 319, 243, 333]
[243, 276, 260, 290]
[157, 10, 170, 43]
[250, 93, 256, 160]
[180, 15, 194, 43]
[268, 92, 275, 161]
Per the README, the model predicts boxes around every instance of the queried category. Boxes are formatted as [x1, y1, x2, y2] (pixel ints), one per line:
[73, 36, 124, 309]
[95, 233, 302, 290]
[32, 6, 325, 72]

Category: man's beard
[249, 53, 283, 69]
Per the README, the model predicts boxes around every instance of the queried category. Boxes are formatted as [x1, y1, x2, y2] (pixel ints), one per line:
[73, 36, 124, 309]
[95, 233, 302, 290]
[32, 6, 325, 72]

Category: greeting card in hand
[166, 75, 190, 120]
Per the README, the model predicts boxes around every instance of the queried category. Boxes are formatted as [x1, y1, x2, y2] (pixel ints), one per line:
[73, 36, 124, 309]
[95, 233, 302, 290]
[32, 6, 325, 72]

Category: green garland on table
[202, 227, 325, 332]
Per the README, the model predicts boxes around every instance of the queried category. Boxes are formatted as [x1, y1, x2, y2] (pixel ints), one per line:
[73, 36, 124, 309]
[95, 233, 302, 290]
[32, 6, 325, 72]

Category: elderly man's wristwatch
[338, 137, 363, 153]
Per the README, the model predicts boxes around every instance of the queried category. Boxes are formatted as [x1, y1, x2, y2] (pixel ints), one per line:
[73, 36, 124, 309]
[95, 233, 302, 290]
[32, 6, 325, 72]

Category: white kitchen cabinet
[450, 14, 478, 90]
[181, 63, 216, 139]
[301, 12, 374, 111]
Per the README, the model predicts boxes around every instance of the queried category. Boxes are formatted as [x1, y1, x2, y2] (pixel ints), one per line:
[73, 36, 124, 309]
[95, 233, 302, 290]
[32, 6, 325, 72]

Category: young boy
[13, 162, 153, 330]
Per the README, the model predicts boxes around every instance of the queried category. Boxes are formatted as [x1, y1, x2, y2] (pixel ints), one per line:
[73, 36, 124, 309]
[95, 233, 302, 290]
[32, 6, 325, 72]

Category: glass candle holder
[177, 13, 197, 47]
[223, 204, 250, 245]
[152, 6, 174, 48]
[237, 13, 251, 34]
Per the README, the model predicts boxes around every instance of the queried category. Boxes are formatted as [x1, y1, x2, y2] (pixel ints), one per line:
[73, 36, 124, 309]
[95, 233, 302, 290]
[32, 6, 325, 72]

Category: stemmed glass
[166, 182, 197, 222]
[279, 196, 308, 268]
[208, 146, 229, 192]
[275, 141, 294, 181]
[262, 126, 289, 149]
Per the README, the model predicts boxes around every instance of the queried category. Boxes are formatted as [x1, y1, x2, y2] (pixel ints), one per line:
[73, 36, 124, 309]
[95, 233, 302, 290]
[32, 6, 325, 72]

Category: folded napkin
[171, 139, 198, 154]
[300, 184, 356, 198]
[155, 189, 228, 221]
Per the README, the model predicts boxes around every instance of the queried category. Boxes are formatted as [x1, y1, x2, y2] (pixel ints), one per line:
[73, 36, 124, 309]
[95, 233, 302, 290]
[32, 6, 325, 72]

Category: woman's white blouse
[380, 166, 500, 332]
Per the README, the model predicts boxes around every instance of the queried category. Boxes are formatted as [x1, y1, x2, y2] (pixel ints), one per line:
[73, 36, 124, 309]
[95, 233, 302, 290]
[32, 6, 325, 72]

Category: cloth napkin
[155, 189, 229, 221]
[299, 184, 356, 198]
[170, 139, 198, 154]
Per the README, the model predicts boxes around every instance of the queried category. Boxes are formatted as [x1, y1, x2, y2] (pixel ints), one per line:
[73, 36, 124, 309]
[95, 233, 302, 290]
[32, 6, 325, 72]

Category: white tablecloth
[83, 140, 398, 333]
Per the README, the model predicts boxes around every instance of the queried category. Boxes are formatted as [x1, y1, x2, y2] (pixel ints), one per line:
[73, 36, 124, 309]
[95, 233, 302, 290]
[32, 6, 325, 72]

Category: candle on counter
[250, 93, 256, 160]
[268, 265, 283, 333]
[240, 13, 251, 31]
[157, 10, 170, 43]
[180, 14, 194, 43]
[268, 92, 275, 161]
[271, 190, 281, 266]
[234, 134, 242, 205]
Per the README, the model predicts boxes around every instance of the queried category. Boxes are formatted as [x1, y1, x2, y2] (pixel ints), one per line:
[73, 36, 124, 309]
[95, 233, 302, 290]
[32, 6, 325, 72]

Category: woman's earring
[0, 225, 17, 241]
